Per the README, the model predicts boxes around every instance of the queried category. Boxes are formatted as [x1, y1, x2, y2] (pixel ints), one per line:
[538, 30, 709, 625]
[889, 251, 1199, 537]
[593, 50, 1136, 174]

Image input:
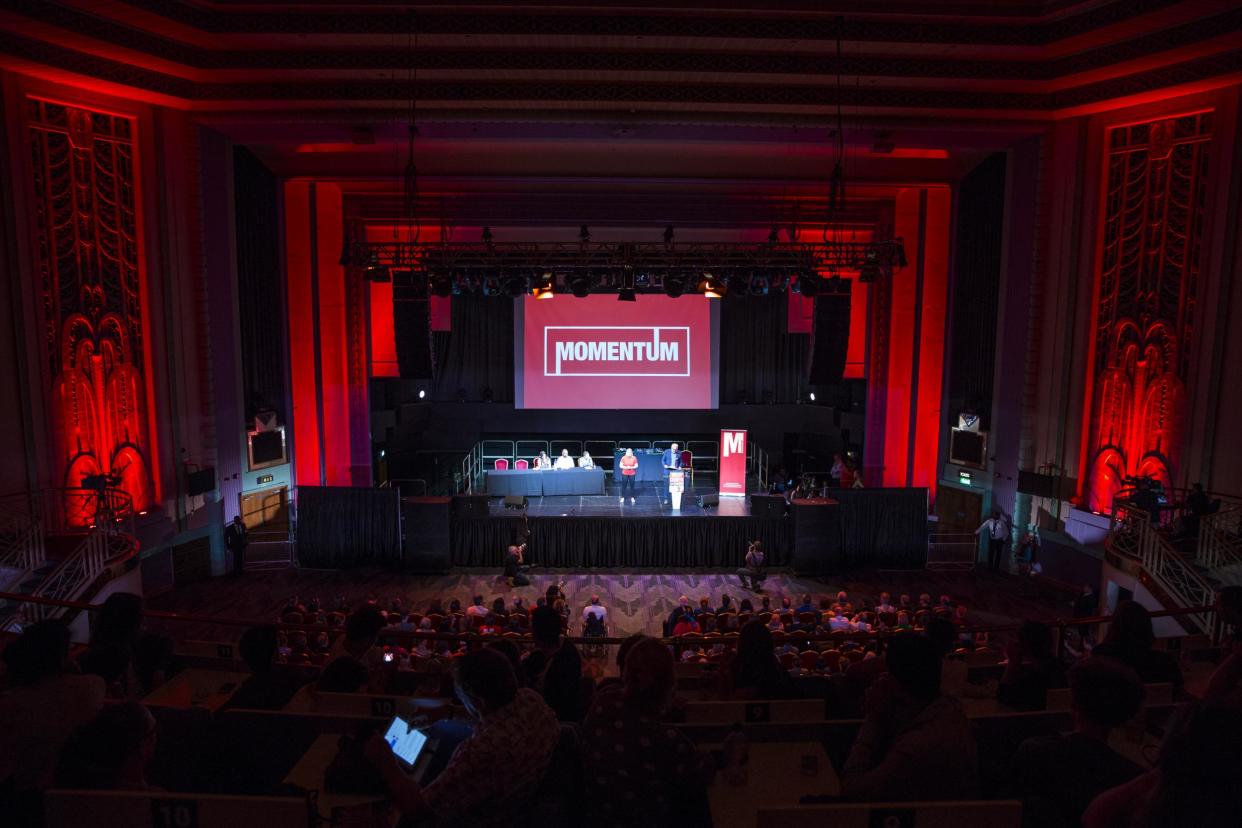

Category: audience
[1012, 658, 1145, 828]
[1092, 600, 1183, 691]
[582, 637, 711, 825]
[54, 701, 159, 791]
[725, 620, 794, 699]
[841, 635, 977, 801]
[365, 648, 561, 824]
[0, 620, 106, 791]
[225, 625, 303, 710]
[997, 621, 1067, 710]
[328, 604, 388, 671]
[524, 606, 587, 721]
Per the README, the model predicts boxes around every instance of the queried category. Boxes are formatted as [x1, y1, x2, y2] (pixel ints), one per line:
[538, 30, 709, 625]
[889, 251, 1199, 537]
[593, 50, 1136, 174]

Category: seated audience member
[1205, 586, 1242, 706]
[725, 620, 795, 700]
[997, 621, 1067, 711]
[796, 593, 815, 613]
[925, 617, 995, 699]
[540, 634, 588, 722]
[583, 611, 607, 640]
[487, 639, 527, 688]
[596, 633, 648, 696]
[898, 594, 912, 610]
[672, 613, 701, 637]
[582, 638, 711, 824]
[283, 656, 370, 712]
[877, 592, 894, 613]
[490, 597, 508, 618]
[581, 594, 608, 624]
[366, 649, 561, 824]
[918, 592, 933, 609]
[715, 593, 734, 615]
[225, 625, 303, 710]
[522, 606, 581, 703]
[841, 635, 977, 801]
[694, 596, 712, 618]
[78, 591, 146, 696]
[828, 612, 853, 632]
[328, 604, 388, 671]
[510, 595, 529, 616]
[1084, 702, 1242, 828]
[1092, 601, 1183, 691]
[0, 620, 107, 792]
[466, 595, 489, 619]
[426, 598, 444, 616]
[738, 597, 755, 614]
[1013, 658, 1145, 828]
[55, 702, 159, 791]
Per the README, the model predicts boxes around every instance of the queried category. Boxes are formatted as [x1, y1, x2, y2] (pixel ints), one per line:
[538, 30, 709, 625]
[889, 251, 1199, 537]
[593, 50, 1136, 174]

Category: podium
[668, 471, 685, 511]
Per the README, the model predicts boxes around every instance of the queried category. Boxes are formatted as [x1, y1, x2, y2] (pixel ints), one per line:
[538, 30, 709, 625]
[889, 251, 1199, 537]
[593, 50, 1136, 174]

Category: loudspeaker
[452, 494, 489, 518]
[697, 493, 719, 508]
[401, 496, 451, 573]
[791, 499, 842, 575]
[503, 495, 527, 510]
[394, 285, 434, 379]
[808, 286, 852, 386]
[749, 494, 787, 519]
[186, 467, 216, 496]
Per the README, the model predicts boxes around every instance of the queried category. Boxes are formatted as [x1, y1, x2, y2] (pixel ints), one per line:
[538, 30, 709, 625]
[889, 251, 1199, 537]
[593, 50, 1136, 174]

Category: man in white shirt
[828, 613, 853, 632]
[553, 449, 575, 470]
[976, 510, 1010, 572]
[581, 595, 608, 624]
[578, 451, 595, 469]
[466, 595, 490, 618]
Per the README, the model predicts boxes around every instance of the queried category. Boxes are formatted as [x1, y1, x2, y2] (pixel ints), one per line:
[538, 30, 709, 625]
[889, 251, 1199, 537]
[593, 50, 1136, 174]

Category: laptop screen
[383, 716, 430, 767]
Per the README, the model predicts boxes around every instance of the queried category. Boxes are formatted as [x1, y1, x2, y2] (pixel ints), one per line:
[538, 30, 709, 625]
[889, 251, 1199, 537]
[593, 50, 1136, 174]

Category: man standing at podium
[661, 443, 682, 505]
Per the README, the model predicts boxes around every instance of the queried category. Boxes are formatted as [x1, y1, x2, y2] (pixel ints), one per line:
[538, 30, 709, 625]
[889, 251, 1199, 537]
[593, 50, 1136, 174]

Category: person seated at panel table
[578, 450, 595, 469]
[553, 449, 575, 470]
[534, 450, 553, 469]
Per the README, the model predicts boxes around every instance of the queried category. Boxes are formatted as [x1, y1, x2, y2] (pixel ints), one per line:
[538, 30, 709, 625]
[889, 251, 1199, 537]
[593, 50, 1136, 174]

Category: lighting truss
[346, 240, 906, 293]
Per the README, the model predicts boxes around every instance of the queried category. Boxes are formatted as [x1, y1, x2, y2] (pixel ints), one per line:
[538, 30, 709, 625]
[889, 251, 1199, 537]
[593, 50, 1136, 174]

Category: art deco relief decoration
[1084, 111, 1211, 512]
[27, 98, 154, 509]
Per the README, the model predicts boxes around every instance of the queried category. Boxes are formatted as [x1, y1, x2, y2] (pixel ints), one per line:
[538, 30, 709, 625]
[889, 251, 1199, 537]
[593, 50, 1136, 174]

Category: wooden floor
[144, 565, 1074, 645]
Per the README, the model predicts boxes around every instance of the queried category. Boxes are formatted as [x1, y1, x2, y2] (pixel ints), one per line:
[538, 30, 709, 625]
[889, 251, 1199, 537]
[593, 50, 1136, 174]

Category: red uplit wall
[284, 182, 322, 486]
[1080, 111, 1212, 512]
[26, 98, 158, 509]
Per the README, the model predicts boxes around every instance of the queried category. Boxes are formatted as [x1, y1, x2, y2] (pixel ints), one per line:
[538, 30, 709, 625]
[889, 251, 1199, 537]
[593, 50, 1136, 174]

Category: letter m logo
[722, 431, 745, 458]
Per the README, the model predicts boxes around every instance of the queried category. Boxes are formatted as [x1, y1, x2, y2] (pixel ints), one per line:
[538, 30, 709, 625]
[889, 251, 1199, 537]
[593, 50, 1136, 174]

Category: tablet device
[383, 716, 432, 771]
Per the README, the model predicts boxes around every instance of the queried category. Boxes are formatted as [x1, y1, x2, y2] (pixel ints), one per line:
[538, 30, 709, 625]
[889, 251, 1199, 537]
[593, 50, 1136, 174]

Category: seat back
[44, 790, 313, 828]
[756, 799, 1022, 828]
[514, 459, 529, 470]
[494, 458, 510, 470]
[680, 450, 693, 468]
[682, 698, 824, 723]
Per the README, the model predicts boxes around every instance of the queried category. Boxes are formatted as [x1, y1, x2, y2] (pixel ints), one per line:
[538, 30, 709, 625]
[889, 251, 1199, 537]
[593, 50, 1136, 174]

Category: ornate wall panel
[26, 98, 154, 507]
[1083, 111, 1211, 511]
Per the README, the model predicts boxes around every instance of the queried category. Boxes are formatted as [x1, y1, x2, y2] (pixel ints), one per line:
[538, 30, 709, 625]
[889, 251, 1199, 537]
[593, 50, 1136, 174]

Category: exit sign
[256, 474, 275, 485]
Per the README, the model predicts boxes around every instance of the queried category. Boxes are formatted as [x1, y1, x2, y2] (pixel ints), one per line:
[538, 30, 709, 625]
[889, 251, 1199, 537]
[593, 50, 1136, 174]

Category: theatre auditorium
[2, 3, 1242, 827]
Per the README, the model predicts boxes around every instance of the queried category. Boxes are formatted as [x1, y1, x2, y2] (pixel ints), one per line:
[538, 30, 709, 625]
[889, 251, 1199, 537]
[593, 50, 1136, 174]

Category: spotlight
[430, 272, 454, 297]
[726, 272, 749, 297]
[568, 272, 593, 298]
[697, 272, 725, 299]
[796, 273, 818, 297]
[531, 271, 555, 300]
[749, 273, 770, 296]
[809, 391, 817, 402]
[664, 271, 686, 298]
[418, 389, 426, 400]
[482, 275, 501, 297]
[503, 273, 528, 298]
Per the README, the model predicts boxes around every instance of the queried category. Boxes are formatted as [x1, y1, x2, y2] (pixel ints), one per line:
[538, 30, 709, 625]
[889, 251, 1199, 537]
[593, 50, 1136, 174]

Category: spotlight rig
[349, 239, 907, 298]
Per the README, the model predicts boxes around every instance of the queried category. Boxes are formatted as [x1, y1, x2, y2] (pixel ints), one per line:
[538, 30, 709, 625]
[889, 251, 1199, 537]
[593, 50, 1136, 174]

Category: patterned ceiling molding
[3, 27, 1238, 112]
[103, 0, 1186, 44]
[7, 0, 1242, 80]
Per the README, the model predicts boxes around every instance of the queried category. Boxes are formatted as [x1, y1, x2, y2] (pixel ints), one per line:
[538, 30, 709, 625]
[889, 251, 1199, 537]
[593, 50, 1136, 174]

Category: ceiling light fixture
[531, 271, 555, 300]
[697, 272, 725, 299]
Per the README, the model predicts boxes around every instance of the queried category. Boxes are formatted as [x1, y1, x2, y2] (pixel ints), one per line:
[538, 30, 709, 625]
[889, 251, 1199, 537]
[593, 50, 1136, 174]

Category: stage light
[809, 392, 817, 402]
[749, 273, 769, 296]
[379, 449, 386, 458]
[503, 273, 528, 298]
[726, 272, 749, 297]
[418, 389, 425, 399]
[664, 271, 686, 298]
[363, 251, 390, 282]
[531, 271, 555, 300]
[568, 273, 593, 298]
[430, 272, 454, 297]
[697, 272, 725, 298]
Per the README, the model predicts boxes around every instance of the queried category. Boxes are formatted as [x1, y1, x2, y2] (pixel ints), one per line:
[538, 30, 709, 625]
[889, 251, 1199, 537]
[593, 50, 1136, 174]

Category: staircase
[0, 488, 139, 631]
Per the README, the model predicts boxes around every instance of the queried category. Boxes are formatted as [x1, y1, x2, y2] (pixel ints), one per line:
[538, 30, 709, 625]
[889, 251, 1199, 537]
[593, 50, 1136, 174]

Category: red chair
[821, 649, 843, 673]
[778, 651, 797, 670]
[799, 650, 821, 671]
[679, 450, 694, 483]
[514, 459, 529, 470]
[494, 458, 510, 470]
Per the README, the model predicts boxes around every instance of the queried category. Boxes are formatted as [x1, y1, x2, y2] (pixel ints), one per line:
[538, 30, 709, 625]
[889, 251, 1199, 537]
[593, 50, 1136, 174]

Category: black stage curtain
[831, 488, 928, 569]
[296, 486, 401, 567]
[719, 295, 808, 404]
[451, 516, 792, 569]
[432, 295, 515, 402]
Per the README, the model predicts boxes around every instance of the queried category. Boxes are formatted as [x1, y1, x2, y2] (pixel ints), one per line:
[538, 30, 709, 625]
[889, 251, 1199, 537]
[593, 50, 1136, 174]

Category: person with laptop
[365, 648, 561, 824]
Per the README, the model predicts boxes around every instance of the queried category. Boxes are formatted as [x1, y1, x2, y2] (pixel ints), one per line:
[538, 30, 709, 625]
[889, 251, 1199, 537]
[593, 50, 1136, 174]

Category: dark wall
[945, 152, 1006, 432]
[233, 146, 287, 421]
